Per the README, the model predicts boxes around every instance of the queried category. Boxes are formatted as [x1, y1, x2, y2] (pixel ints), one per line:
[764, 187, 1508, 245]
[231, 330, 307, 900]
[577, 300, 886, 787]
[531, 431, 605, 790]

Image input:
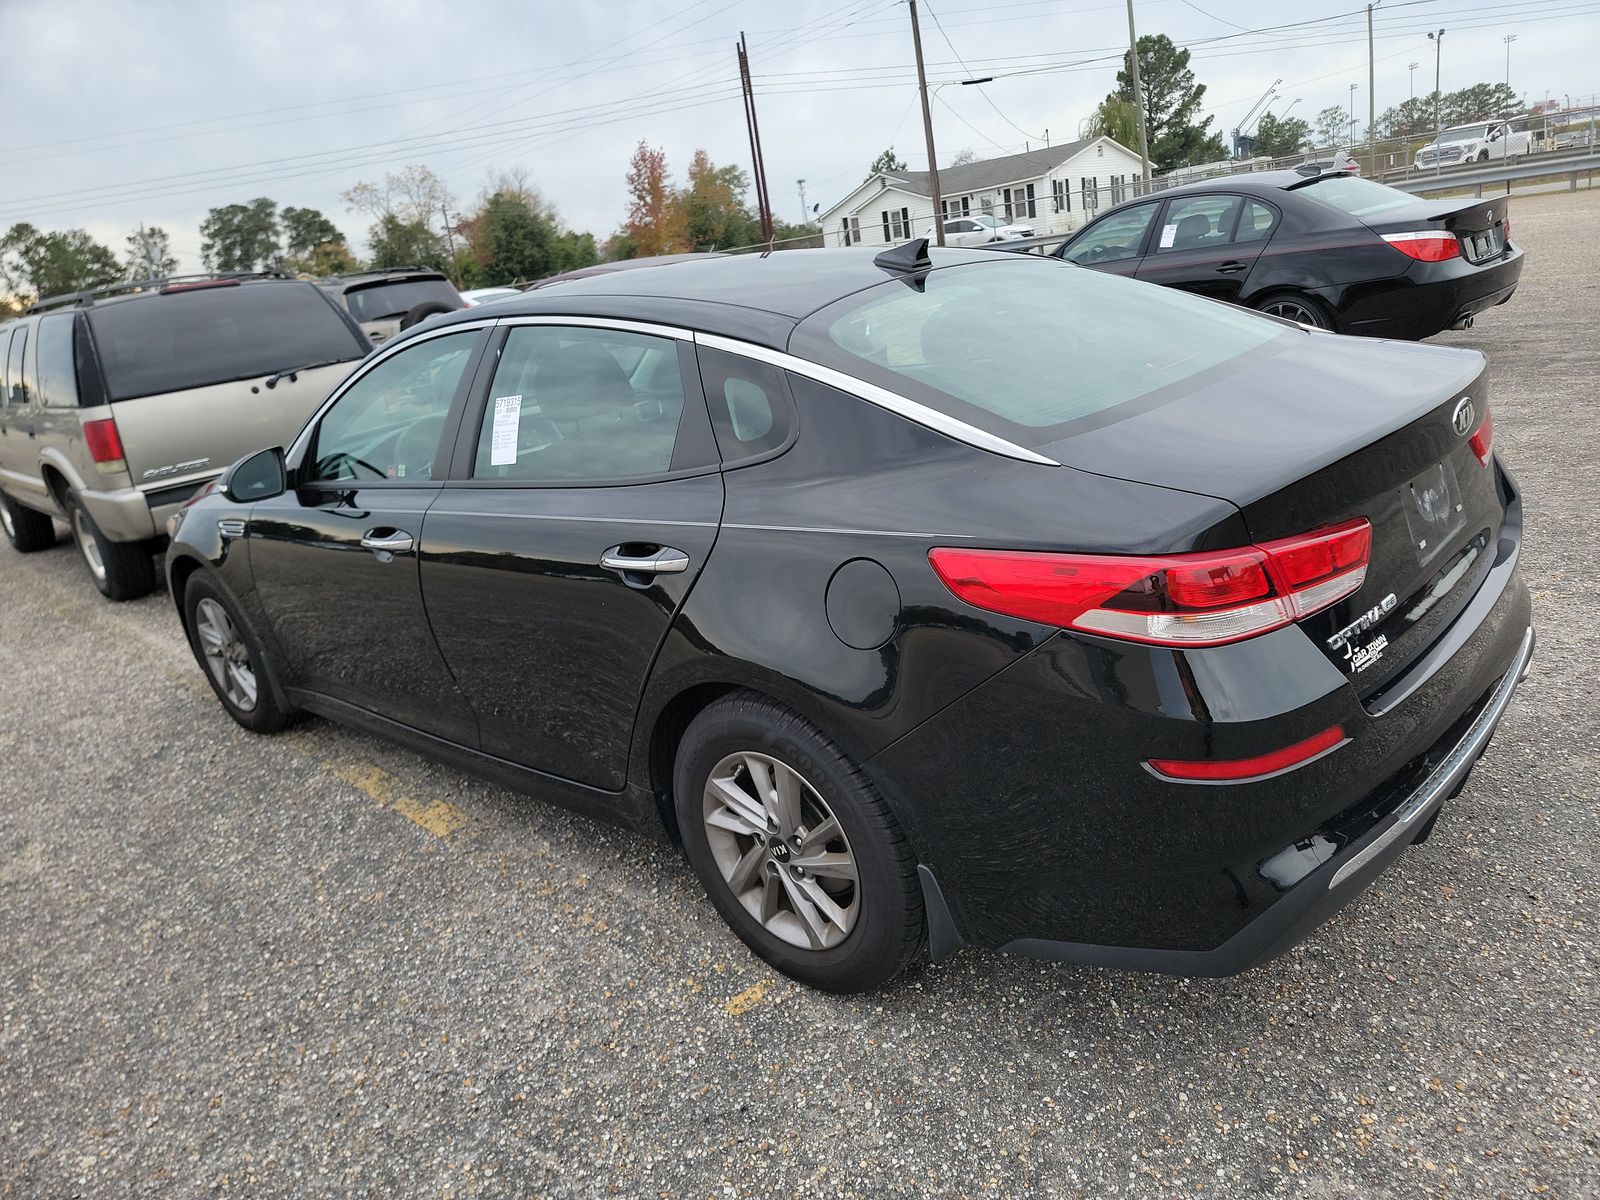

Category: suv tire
[674, 692, 925, 993]
[183, 572, 297, 733]
[66, 496, 156, 601]
[399, 301, 455, 331]
[0, 492, 56, 553]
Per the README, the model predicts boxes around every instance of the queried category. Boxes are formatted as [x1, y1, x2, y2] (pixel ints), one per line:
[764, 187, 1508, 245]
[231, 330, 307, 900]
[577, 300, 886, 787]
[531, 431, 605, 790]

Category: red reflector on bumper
[1147, 724, 1348, 784]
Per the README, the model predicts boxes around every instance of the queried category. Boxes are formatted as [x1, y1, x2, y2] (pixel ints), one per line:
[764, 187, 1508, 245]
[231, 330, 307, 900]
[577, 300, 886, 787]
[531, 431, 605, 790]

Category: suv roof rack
[25, 270, 292, 314]
[323, 265, 439, 281]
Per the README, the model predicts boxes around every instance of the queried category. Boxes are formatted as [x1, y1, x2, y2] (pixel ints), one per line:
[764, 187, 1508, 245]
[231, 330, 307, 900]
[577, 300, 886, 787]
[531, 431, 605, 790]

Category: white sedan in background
[922, 213, 1035, 246]
[459, 286, 523, 306]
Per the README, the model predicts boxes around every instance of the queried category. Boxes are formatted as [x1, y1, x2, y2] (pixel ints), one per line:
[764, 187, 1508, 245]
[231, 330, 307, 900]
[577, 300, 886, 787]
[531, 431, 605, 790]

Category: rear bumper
[1335, 245, 1524, 339]
[996, 623, 1533, 975]
[79, 479, 213, 542]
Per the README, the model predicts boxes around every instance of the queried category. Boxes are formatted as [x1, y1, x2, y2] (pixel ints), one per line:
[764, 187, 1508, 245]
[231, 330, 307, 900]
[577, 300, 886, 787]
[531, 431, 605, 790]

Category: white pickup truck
[1415, 120, 1532, 169]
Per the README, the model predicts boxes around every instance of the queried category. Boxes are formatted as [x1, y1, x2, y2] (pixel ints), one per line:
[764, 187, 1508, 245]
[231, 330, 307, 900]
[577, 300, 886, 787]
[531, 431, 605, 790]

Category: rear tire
[183, 572, 297, 734]
[1253, 290, 1336, 331]
[0, 492, 56, 553]
[674, 692, 924, 993]
[66, 496, 155, 601]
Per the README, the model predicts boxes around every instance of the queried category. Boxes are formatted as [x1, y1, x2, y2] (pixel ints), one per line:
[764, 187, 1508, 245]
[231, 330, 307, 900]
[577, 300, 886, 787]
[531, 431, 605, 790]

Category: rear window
[796, 259, 1286, 443]
[1294, 175, 1419, 219]
[344, 278, 461, 323]
[88, 283, 366, 402]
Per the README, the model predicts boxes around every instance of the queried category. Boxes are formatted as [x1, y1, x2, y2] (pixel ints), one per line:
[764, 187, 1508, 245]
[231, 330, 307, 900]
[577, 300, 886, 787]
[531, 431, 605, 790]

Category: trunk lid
[110, 361, 353, 493]
[1039, 333, 1502, 699]
[1360, 195, 1512, 266]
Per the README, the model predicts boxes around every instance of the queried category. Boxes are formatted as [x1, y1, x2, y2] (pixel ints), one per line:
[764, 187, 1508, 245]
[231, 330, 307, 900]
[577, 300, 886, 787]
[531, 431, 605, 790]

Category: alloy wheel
[71, 508, 106, 583]
[701, 751, 860, 951]
[1261, 298, 1326, 328]
[0, 504, 13, 538]
[195, 597, 258, 712]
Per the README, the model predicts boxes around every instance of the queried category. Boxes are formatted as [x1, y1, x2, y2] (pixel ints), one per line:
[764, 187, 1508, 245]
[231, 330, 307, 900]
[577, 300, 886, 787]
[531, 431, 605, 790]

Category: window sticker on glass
[490, 395, 523, 466]
[1159, 223, 1178, 249]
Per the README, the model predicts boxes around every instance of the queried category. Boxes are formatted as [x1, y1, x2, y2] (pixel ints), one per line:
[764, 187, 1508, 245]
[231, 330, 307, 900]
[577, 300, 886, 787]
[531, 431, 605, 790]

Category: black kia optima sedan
[165, 243, 1533, 993]
[1051, 169, 1523, 340]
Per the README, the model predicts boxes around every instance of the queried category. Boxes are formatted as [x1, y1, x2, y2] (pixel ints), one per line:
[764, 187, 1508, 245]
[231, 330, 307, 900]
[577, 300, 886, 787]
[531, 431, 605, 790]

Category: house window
[881, 208, 910, 241]
[1052, 179, 1070, 213]
[842, 218, 852, 246]
[959, 195, 971, 216]
[1024, 183, 1036, 218]
[841, 217, 861, 246]
[1110, 175, 1125, 205]
[980, 196, 994, 215]
[1083, 177, 1099, 211]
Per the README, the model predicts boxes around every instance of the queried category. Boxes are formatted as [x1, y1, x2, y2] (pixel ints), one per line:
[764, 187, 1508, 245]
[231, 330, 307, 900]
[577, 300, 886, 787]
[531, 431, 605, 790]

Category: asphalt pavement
[1, 190, 1596, 1199]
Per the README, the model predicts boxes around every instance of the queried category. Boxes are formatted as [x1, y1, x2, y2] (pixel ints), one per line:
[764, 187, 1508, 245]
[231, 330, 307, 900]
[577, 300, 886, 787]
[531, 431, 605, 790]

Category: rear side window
[695, 346, 793, 463]
[87, 283, 366, 402]
[800, 258, 1286, 442]
[1295, 175, 1418, 219]
[34, 313, 77, 408]
[0, 327, 11, 403]
[344, 279, 461, 324]
[5, 325, 28, 408]
[1235, 200, 1278, 245]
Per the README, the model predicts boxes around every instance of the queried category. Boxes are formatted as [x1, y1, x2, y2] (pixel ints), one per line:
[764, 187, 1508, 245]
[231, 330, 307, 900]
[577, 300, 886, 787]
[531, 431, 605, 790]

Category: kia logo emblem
[1451, 397, 1475, 437]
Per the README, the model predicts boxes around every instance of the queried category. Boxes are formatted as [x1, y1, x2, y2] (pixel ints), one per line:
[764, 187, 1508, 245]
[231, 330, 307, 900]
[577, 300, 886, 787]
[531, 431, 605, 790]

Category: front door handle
[600, 546, 690, 576]
[1216, 260, 1247, 274]
[360, 528, 415, 556]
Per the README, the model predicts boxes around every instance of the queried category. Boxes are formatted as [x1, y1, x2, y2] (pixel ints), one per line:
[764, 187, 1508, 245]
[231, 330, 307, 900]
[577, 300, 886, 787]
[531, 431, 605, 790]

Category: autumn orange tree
[625, 142, 687, 257]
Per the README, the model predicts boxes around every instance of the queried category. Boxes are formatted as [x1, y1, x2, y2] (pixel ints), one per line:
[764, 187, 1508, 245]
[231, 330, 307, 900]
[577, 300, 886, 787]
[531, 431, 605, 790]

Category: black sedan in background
[1053, 170, 1523, 339]
[166, 245, 1533, 993]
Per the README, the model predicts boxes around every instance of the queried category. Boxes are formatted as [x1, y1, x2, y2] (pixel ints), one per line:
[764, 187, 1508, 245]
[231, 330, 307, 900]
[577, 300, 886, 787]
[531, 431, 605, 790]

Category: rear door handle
[1216, 260, 1247, 274]
[360, 528, 415, 556]
[600, 546, 690, 576]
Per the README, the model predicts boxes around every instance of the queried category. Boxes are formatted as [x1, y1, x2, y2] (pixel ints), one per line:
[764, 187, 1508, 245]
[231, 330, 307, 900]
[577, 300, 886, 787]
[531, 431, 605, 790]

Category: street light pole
[907, 0, 944, 246]
[1126, 0, 1151, 187]
[1366, 3, 1380, 175]
[1349, 83, 1359, 149]
[1428, 29, 1446, 177]
[1503, 34, 1517, 96]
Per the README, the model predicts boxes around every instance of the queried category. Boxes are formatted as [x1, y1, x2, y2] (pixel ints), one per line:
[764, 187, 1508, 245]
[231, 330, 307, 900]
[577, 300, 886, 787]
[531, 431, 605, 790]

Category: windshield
[795, 259, 1287, 444]
[1437, 126, 1490, 144]
[88, 283, 367, 402]
[1295, 174, 1419, 218]
[345, 278, 462, 323]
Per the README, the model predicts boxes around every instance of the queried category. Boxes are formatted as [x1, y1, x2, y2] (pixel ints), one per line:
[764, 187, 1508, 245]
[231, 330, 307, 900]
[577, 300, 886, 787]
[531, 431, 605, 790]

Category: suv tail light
[82, 418, 126, 474]
[1381, 231, 1461, 262]
[1469, 405, 1494, 467]
[928, 520, 1372, 648]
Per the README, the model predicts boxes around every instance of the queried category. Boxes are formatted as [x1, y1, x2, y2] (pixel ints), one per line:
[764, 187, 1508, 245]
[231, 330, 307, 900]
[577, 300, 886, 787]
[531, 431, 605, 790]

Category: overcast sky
[3, 0, 1594, 271]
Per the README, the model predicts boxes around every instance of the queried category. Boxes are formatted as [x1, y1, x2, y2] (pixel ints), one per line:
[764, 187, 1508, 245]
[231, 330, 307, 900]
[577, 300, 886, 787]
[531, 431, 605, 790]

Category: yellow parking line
[329, 762, 468, 838]
[724, 980, 770, 1015]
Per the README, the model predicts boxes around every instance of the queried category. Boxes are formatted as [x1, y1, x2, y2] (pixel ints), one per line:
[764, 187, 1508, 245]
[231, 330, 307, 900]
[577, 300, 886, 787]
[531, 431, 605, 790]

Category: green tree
[1111, 34, 1226, 169]
[200, 198, 280, 271]
[1251, 111, 1311, 158]
[870, 147, 908, 175]
[677, 149, 760, 250]
[1444, 83, 1522, 125]
[123, 225, 179, 279]
[553, 230, 599, 273]
[625, 142, 686, 258]
[770, 220, 823, 251]
[476, 191, 558, 283]
[602, 231, 638, 262]
[0, 223, 120, 302]
[1377, 95, 1438, 139]
[280, 207, 344, 260]
[1312, 105, 1349, 148]
[367, 214, 449, 270]
[1087, 97, 1142, 150]
[297, 241, 358, 276]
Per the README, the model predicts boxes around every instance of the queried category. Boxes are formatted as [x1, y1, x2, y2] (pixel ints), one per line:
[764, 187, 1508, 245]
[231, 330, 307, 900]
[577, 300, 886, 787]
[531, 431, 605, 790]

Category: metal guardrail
[1378, 144, 1599, 186]
[1388, 154, 1600, 196]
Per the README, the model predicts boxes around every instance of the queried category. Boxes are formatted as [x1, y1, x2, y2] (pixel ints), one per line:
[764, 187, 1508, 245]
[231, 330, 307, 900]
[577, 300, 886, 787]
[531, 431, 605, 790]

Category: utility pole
[797, 179, 808, 226]
[1428, 29, 1446, 176]
[1503, 34, 1517, 95]
[908, 0, 943, 245]
[736, 33, 774, 242]
[1349, 83, 1359, 149]
[1126, 0, 1151, 187]
[1408, 61, 1418, 100]
[1367, 2, 1379, 176]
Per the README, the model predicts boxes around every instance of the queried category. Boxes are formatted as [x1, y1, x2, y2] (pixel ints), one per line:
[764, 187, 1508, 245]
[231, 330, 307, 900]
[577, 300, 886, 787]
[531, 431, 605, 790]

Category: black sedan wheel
[674, 693, 924, 993]
[1254, 291, 1334, 330]
[184, 573, 297, 734]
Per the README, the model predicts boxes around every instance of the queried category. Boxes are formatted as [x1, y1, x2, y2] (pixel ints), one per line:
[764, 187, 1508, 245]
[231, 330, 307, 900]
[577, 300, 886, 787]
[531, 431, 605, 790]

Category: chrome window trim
[288, 319, 497, 463]
[496, 314, 695, 341]
[692, 332, 1060, 467]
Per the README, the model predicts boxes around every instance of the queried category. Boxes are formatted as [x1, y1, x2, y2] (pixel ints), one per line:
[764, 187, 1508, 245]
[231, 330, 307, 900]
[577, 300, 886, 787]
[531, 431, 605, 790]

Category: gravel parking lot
[2, 190, 1596, 1200]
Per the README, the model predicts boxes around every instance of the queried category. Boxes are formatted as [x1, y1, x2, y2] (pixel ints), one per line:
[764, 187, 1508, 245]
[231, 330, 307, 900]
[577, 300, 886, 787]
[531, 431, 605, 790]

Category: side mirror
[222, 446, 287, 502]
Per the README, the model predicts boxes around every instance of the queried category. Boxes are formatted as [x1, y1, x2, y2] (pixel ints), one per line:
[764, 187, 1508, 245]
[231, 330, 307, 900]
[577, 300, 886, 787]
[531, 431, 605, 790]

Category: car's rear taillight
[1469, 405, 1494, 467]
[928, 519, 1371, 648]
[1381, 231, 1461, 262]
[81, 418, 126, 474]
[1502, 215, 1512, 242]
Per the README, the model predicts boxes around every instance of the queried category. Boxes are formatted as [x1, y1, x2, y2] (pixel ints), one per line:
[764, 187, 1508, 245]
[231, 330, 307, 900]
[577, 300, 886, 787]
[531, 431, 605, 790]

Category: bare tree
[949, 147, 978, 167]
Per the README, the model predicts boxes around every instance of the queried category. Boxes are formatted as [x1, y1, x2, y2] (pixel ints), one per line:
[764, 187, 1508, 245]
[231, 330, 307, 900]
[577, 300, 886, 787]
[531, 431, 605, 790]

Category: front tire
[674, 693, 924, 993]
[1254, 290, 1336, 331]
[0, 492, 56, 552]
[66, 496, 155, 600]
[183, 572, 297, 734]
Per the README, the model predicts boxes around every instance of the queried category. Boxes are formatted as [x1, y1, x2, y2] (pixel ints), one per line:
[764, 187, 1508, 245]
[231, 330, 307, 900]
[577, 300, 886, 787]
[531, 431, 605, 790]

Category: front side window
[803, 258, 1286, 442]
[1155, 195, 1243, 253]
[471, 326, 688, 483]
[309, 331, 477, 483]
[1061, 202, 1157, 265]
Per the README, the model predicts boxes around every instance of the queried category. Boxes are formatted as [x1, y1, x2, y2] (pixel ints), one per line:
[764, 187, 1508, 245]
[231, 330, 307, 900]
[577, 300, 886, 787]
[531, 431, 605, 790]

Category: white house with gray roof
[816, 137, 1149, 247]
